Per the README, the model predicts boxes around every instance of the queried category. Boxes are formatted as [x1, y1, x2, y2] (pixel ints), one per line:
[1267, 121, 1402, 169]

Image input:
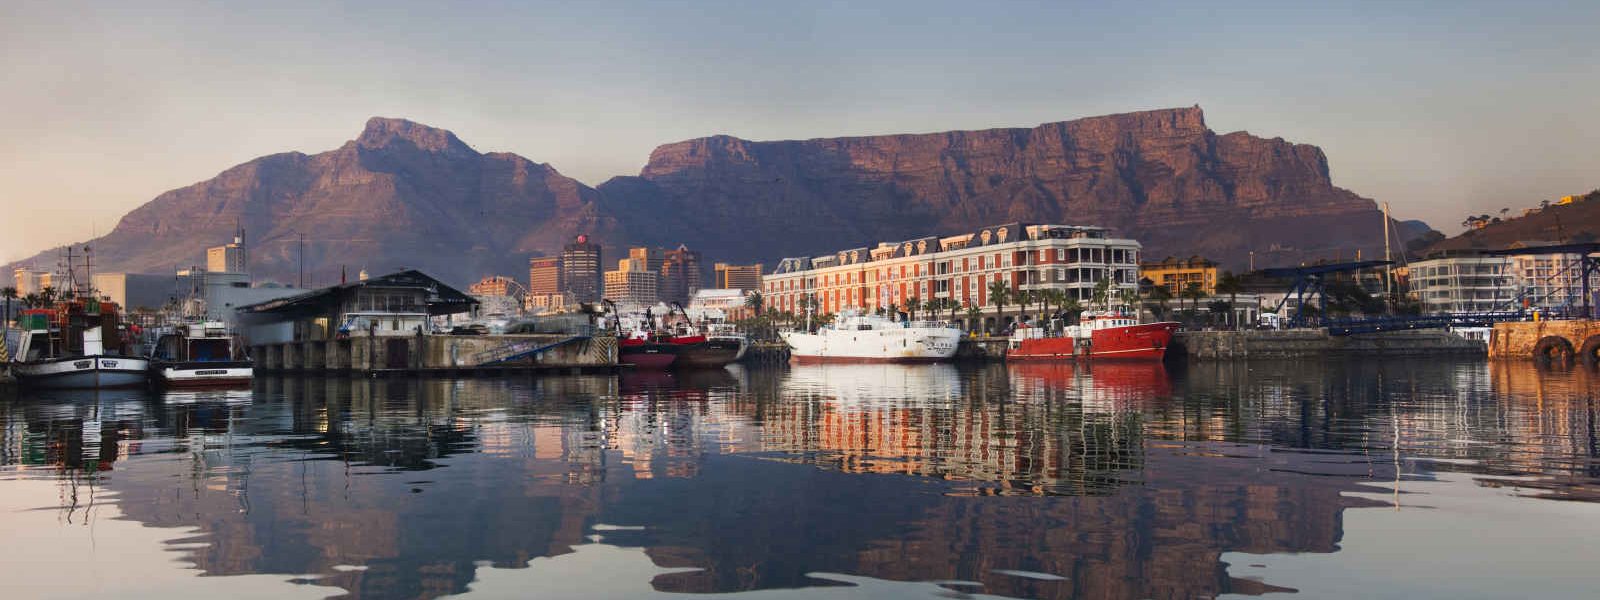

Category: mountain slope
[1425, 193, 1600, 253]
[8, 118, 622, 287]
[600, 106, 1407, 270]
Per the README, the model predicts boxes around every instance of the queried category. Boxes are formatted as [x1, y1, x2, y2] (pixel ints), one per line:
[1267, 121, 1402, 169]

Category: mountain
[5, 117, 621, 287]
[600, 106, 1413, 270]
[5, 107, 1429, 288]
[1422, 191, 1600, 254]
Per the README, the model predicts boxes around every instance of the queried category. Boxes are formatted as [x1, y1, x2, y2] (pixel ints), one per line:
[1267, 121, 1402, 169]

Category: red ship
[1006, 311, 1180, 361]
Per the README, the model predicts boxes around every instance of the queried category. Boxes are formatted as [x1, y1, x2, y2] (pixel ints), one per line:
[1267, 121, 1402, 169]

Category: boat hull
[155, 360, 254, 388]
[673, 338, 747, 368]
[1008, 322, 1180, 361]
[14, 355, 150, 389]
[619, 339, 680, 369]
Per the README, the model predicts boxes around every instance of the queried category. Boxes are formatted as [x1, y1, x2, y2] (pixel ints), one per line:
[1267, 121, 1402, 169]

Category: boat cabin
[151, 321, 241, 362]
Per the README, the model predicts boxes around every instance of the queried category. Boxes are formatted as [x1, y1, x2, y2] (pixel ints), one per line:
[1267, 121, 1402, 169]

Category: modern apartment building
[1408, 253, 1515, 314]
[1139, 256, 1218, 295]
[604, 258, 659, 307]
[762, 223, 1141, 329]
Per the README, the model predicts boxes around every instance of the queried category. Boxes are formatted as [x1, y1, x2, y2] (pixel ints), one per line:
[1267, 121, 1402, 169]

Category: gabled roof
[236, 269, 477, 316]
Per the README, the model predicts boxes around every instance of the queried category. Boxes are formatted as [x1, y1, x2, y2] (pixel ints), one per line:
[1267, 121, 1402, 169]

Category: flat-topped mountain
[600, 106, 1405, 270]
[5, 108, 1426, 288]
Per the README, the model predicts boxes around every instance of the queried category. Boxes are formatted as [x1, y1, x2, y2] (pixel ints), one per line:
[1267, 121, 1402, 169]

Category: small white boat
[150, 321, 253, 388]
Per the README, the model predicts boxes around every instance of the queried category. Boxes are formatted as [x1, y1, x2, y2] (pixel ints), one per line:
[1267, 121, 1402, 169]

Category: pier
[249, 332, 618, 375]
[1488, 320, 1600, 364]
[1176, 329, 1485, 361]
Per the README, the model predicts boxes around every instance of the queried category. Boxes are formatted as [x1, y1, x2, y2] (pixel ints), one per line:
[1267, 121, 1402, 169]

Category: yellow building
[1139, 256, 1219, 295]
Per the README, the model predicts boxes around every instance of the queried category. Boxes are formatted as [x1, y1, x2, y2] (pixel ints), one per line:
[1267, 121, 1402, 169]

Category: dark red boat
[618, 337, 680, 369]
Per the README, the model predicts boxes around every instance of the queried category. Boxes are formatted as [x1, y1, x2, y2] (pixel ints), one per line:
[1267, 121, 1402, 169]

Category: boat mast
[1382, 202, 1393, 298]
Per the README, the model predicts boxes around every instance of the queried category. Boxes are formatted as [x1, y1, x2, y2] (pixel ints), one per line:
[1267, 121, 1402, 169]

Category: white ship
[781, 311, 962, 363]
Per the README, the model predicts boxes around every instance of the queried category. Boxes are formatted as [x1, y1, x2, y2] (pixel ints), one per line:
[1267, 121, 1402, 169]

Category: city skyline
[3, 1, 1598, 264]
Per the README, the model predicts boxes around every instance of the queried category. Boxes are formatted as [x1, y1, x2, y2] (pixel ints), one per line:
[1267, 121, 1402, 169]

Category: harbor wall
[1489, 320, 1600, 360]
[1177, 329, 1485, 361]
[250, 333, 617, 374]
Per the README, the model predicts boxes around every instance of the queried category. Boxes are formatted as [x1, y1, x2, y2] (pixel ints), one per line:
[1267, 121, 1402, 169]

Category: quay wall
[1177, 329, 1485, 361]
[1489, 320, 1600, 360]
[251, 333, 617, 374]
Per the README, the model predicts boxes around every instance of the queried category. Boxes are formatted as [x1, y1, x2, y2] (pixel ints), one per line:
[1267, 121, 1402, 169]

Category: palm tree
[1180, 281, 1207, 312]
[1145, 285, 1172, 319]
[1091, 278, 1112, 310]
[986, 280, 1010, 333]
[1214, 271, 1244, 327]
[1017, 289, 1037, 326]
[964, 303, 983, 333]
[947, 297, 961, 324]
[1061, 297, 1083, 325]
[744, 290, 765, 315]
[906, 296, 921, 320]
[39, 286, 57, 308]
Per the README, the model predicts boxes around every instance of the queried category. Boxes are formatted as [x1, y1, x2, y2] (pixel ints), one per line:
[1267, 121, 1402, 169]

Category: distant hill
[5, 107, 1435, 287]
[1424, 191, 1600, 254]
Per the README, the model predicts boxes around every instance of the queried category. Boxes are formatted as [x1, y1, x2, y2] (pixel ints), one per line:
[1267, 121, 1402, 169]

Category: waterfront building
[206, 231, 248, 274]
[659, 245, 702, 305]
[560, 235, 602, 304]
[467, 275, 519, 298]
[1139, 256, 1218, 295]
[237, 269, 476, 345]
[686, 288, 755, 321]
[762, 223, 1142, 331]
[1409, 253, 1515, 314]
[714, 262, 763, 291]
[1503, 241, 1596, 313]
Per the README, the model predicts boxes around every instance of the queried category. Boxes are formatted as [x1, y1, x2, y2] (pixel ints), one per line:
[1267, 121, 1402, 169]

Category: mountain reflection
[0, 360, 1595, 599]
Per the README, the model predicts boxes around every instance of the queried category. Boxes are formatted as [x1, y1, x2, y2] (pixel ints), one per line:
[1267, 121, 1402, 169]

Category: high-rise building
[560, 235, 603, 304]
[659, 245, 702, 305]
[206, 230, 249, 274]
[604, 257, 658, 306]
[528, 256, 562, 296]
[627, 247, 665, 274]
[714, 262, 764, 291]
[12, 267, 47, 296]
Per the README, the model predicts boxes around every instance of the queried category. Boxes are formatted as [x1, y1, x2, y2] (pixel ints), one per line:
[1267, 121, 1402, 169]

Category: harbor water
[1, 359, 1598, 599]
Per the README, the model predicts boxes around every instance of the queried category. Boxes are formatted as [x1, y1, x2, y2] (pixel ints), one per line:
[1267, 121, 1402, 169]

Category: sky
[1, 0, 1597, 264]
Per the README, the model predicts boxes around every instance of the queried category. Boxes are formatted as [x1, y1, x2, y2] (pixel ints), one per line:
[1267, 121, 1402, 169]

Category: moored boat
[10, 303, 150, 389]
[781, 310, 961, 364]
[1007, 311, 1179, 361]
[668, 322, 749, 368]
[150, 321, 253, 388]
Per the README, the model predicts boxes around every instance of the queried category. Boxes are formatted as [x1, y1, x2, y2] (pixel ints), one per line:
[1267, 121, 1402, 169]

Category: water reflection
[0, 360, 1596, 599]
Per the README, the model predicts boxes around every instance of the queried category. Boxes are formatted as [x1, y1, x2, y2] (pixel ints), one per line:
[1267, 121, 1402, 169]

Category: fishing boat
[149, 321, 253, 388]
[10, 302, 150, 389]
[1006, 310, 1180, 361]
[665, 322, 748, 368]
[781, 310, 961, 363]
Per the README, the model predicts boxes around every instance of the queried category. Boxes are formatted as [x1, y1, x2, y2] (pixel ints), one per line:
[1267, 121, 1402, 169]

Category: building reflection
[0, 359, 1593, 600]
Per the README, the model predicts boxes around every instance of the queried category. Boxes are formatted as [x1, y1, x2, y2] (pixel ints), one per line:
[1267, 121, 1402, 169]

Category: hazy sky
[2, 0, 1596, 264]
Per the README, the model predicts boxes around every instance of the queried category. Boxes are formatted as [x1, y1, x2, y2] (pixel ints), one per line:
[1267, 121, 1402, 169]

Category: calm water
[2, 360, 1598, 599]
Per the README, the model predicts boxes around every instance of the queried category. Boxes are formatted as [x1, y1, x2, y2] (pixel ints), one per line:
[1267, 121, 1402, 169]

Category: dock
[1488, 319, 1600, 363]
[1175, 329, 1486, 361]
[250, 332, 619, 375]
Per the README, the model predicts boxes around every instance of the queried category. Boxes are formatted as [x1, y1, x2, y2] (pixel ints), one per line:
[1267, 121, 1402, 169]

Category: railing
[1323, 312, 1527, 336]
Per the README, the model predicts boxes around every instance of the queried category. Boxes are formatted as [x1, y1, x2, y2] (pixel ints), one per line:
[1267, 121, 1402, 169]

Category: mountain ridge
[4, 108, 1427, 288]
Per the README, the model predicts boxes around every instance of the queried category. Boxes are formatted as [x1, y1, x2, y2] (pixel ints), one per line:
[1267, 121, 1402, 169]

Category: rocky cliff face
[601, 106, 1401, 270]
[9, 117, 620, 287]
[5, 108, 1422, 289]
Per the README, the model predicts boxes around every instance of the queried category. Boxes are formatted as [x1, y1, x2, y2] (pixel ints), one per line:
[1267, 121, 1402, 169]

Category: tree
[39, 286, 57, 308]
[964, 303, 983, 333]
[1016, 289, 1034, 325]
[906, 296, 921, 320]
[986, 280, 1011, 332]
[1145, 285, 1173, 319]
[1214, 271, 1244, 327]
[1091, 278, 1112, 310]
[1061, 297, 1083, 325]
[1180, 282, 1207, 313]
[744, 291, 765, 315]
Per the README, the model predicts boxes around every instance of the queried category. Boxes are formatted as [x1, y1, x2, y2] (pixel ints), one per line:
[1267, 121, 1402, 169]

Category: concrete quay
[1489, 320, 1600, 363]
[1176, 329, 1485, 361]
[249, 333, 619, 376]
